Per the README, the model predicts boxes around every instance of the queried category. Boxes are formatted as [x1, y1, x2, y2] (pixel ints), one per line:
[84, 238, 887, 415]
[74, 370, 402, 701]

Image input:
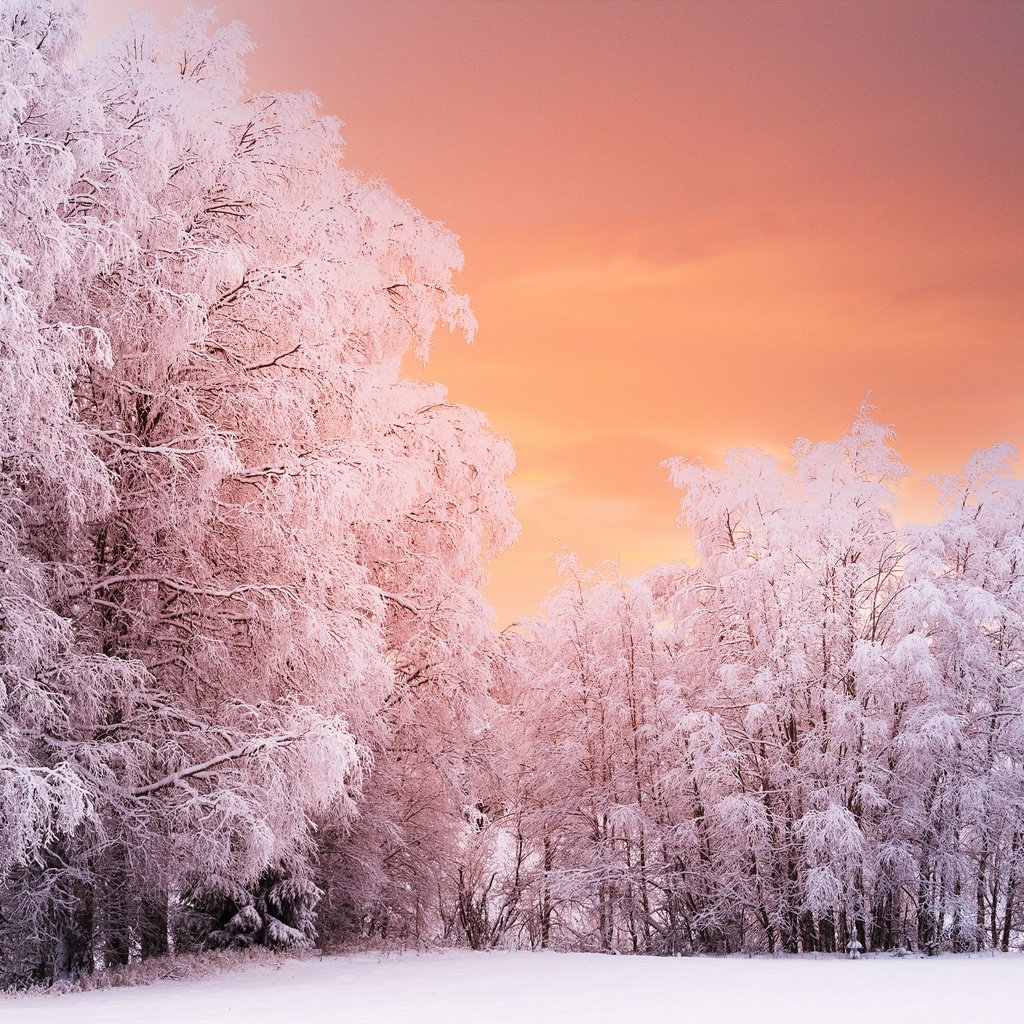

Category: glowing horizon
[87, 0, 1024, 626]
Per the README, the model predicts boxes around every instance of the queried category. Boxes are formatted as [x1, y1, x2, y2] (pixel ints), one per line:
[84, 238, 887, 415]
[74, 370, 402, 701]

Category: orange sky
[87, 0, 1024, 626]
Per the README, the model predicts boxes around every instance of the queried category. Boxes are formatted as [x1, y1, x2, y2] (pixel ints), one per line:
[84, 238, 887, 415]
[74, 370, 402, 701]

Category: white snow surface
[4, 949, 1022, 1024]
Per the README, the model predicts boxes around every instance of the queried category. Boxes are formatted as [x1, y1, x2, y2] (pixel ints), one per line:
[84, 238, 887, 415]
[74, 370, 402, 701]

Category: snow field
[4, 950, 1023, 1024]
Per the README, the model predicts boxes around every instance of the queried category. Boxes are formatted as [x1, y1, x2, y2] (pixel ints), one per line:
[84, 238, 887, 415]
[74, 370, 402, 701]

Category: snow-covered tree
[0, 1, 160, 982]
[500, 559, 688, 952]
[318, 392, 518, 942]
[905, 446, 1024, 950]
[0, 1, 514, 984]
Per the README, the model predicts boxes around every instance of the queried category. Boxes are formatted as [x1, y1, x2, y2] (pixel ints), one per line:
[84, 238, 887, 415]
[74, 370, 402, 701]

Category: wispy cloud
[502, 255, 706, 295]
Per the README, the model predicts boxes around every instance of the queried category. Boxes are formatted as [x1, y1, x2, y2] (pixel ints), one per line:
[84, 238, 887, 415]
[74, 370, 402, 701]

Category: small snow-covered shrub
[185, 873, 322, 951]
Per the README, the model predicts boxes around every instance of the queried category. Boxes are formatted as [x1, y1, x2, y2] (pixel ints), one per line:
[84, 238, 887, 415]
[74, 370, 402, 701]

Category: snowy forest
[3, 1, 1024, 988]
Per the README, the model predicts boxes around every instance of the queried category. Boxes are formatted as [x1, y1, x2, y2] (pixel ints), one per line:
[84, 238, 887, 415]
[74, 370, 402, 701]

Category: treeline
[3, 1, 1024, 990]
[473, 419, 1024, 956]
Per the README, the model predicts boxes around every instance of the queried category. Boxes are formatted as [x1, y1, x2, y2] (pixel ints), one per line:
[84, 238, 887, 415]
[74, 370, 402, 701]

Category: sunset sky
[87, 0, 1024, 626]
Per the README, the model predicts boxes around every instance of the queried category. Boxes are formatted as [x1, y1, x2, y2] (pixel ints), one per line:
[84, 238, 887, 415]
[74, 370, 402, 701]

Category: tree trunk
[140, 895, 169, 960]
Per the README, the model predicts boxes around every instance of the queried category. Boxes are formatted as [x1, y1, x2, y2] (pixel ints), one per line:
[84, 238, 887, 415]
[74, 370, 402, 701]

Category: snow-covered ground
[4, 949, 1022, 1024]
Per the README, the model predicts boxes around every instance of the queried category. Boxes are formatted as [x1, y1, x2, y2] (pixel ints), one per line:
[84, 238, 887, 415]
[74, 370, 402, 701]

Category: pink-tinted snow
[4, 950, 1023, 1024]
